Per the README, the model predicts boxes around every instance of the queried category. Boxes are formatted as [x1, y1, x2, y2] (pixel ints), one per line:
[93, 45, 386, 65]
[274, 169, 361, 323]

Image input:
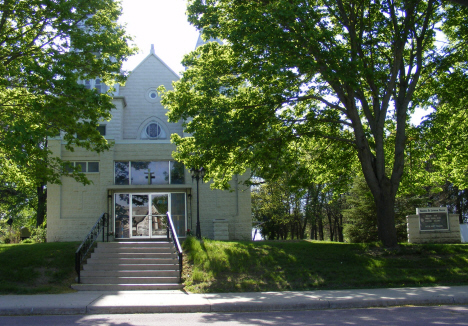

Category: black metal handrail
[75, 212, 109, 283]
[166, 212, 183, 279]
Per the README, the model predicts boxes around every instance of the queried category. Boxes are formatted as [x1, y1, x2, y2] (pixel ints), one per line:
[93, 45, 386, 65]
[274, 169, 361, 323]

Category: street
[1, 305, 468, 326]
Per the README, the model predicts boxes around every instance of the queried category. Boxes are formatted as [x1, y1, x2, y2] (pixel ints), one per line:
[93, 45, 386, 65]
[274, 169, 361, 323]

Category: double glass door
[131, 194, 168, 237]
[114, 193, 186, 239]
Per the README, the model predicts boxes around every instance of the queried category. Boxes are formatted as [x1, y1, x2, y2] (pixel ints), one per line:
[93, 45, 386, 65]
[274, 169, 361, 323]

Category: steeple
[150, 44, 155, 55]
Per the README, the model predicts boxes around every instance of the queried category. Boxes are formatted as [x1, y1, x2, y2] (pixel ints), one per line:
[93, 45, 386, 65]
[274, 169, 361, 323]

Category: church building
[46, 42, 252, 243]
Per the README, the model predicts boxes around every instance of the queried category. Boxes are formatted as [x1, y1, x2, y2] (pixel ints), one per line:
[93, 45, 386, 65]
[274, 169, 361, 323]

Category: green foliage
[0, 0, 137, 223]
[162, 0, 468, 247]
[182, 238, 468, 293]
[343, 177, 379, 243]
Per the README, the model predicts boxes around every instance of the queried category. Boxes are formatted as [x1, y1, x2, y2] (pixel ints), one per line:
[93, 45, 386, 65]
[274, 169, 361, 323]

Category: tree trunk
[327, 210, 334, 241]
[318, 216, 324, 241]
[373, 185, 398, 247]
[36, 184, 47, 227]
[338, 214, 344, 242]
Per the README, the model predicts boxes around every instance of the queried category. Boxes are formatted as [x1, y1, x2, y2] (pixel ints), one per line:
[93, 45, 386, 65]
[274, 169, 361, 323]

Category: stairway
[72, 241, 183, 291]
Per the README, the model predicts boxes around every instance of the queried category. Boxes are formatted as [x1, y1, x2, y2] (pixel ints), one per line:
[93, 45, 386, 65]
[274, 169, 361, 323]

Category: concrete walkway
[1, 286, 467, 316]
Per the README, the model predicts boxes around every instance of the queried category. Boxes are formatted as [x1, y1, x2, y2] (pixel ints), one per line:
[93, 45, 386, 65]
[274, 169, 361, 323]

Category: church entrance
[114, 192, 186, 239]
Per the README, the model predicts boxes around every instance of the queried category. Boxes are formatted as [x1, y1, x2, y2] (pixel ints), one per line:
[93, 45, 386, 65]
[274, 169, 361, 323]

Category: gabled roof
[129, 44, 180, 80]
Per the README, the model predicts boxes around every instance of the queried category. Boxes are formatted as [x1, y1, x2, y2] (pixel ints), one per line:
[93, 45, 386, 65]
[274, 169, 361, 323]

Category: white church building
[46, 41, 252, 243]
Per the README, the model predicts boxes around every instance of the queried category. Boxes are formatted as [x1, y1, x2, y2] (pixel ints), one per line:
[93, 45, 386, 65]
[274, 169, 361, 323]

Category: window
[82, 79, 106, 93]
[141, 122, 166, 139]
[65, 161, 99, 173]
[95, 79, 102, 93]
[97, 125, 106, 136]
[114, 161, 184, 185]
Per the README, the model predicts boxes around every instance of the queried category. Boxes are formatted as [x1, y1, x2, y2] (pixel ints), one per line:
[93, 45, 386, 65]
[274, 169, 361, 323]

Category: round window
[149, 91, 158, 99]
[146, 123, 161, 138]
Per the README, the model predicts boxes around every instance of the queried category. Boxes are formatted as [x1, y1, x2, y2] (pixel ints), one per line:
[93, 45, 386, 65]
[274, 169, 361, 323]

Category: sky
[119, 0, 199, 75]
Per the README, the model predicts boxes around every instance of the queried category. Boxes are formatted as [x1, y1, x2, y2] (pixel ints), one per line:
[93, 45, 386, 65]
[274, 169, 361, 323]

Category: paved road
[1, 306, 468, 326]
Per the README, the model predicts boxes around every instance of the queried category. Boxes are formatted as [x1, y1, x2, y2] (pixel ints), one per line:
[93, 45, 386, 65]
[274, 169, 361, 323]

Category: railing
[75, 212, 109, 283]
[166, 212, 183, 279]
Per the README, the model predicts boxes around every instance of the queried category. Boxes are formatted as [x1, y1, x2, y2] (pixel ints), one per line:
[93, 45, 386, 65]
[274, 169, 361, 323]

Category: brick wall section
[407, 214, 461, 243]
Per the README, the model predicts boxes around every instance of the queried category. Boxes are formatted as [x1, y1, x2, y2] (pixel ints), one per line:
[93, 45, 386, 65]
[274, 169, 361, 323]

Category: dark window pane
[88, 162, 99, 173]
[171, 193, 186, 237]
[115, 194, 129, 239]
[76, 162, 87, 173]
[63, 161, 74, 173]
[95, 78, 102, 93]
[97, 125, 106, 136]
[170, 161, 185, 184]
[115, 161, 129, 185]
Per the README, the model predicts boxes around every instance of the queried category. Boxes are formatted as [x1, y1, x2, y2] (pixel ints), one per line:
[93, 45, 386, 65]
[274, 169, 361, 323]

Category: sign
[416, 207, 449, 231]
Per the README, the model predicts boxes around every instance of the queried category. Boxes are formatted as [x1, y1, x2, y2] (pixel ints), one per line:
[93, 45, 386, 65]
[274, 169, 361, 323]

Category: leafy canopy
[161, 0, 466, 246]
[0, 0, 136, 185]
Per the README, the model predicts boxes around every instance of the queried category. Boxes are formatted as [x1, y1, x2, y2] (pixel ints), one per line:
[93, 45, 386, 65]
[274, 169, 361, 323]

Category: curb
[1, 287, 468, 316]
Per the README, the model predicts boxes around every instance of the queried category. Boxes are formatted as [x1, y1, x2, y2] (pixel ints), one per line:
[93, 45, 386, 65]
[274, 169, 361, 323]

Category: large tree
[161, 0, 465, 247]
[0, 0, 135, 225]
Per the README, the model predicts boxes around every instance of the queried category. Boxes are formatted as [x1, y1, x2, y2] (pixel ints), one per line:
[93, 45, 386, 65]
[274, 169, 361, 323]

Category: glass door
[132, 194, 150, 237]
[150, 194, 168, 237]
[114, 193, 186, 239]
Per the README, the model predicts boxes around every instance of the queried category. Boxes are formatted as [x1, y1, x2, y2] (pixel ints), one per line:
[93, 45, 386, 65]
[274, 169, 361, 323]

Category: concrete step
[86, 258, 178, 264]
[94, 247, 175, 254]
[76, 240, 182, 291]
[83, 263, 179, 271]
[71, 283, 184, 291]
[90, 252, 178, 259]
[98, 242, 173, 248]
[80, 276, 180, 284]
[81, 270, 179, 277]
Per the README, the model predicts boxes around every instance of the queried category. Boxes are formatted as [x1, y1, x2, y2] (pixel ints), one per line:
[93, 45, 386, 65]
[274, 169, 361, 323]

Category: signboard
[416, 207, 449, 231]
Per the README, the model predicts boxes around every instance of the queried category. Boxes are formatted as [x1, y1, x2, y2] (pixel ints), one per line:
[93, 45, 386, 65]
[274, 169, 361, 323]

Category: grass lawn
[1, 239, 467, 295]
[0, 242, 78, 294]
[182, 237, 468, 293]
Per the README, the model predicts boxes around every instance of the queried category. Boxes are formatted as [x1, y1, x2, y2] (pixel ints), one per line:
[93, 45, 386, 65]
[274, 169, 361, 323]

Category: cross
[144, 169, 155, 185]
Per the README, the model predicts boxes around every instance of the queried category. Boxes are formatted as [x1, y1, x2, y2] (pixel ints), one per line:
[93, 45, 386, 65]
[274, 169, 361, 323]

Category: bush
[30, 227, 47, 243]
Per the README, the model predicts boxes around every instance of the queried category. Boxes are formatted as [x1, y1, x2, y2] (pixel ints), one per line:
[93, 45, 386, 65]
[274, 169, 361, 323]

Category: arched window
[140, 122, 166, 139]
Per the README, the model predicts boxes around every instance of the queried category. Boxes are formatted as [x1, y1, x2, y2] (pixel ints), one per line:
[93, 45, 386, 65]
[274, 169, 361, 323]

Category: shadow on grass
[183, 239, 468, 293]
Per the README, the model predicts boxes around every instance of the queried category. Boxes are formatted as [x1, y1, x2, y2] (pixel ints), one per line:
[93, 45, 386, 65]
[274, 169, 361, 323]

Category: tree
[161, 0, 467, 247]
[0, 0, 136, 226]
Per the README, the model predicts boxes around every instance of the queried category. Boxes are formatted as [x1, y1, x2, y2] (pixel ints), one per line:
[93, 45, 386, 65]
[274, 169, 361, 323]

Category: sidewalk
[1, 286, 467, 316]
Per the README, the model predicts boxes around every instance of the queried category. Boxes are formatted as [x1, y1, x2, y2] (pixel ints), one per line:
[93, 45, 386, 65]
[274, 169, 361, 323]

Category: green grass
[2, 240, 468, 295]
[0, 242, 79, 294]
[182, 237, 468, 293]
